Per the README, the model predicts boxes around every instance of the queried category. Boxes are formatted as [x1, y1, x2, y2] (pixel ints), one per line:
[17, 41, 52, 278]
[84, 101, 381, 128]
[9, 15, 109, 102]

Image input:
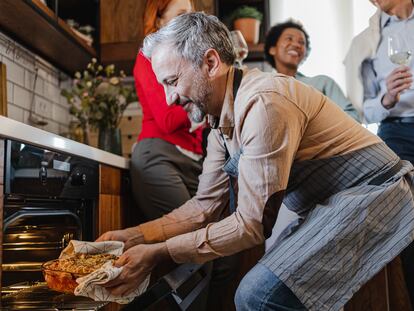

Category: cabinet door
[194, 0, 215, 14]
[100, 0, 146, 73]
[0, 139, 4, 292]
[98, 164, 123, 236]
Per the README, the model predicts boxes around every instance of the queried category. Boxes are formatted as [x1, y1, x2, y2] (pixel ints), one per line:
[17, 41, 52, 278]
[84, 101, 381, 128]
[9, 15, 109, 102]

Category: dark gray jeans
[130, 138, 202, 220]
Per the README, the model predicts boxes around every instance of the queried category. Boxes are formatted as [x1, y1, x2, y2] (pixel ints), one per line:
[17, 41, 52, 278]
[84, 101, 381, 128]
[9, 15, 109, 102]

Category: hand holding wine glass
[230, 30, 248, 68]
[388, 34, 413, 91]
[381, 34, 413, 108]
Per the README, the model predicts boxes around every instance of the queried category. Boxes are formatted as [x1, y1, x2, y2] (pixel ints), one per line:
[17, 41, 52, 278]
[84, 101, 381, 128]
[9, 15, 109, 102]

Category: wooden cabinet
[99, 0, 215, 75]
[97, 163, 141, 236]
[99, 0, 146, 74]
[0, 139, 4, 294]
[98, 164, 123, 236]
[0, 0, 96, 74]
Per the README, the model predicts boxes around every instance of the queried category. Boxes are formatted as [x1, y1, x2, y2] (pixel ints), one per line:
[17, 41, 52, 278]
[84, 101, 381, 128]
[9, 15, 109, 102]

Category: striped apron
[258, 142, 414, 310]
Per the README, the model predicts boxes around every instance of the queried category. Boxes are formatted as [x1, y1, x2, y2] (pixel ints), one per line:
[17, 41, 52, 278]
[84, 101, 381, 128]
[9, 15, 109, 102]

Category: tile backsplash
[0, 31, 72, 136]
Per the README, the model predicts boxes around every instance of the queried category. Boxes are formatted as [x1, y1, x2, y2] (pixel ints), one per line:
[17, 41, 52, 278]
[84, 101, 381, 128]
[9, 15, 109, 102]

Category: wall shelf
[0, 0, 96, 75]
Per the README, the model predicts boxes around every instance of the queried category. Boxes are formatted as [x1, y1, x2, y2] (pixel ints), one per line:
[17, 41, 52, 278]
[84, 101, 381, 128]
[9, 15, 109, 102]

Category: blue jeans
[235, 263, 307, 311]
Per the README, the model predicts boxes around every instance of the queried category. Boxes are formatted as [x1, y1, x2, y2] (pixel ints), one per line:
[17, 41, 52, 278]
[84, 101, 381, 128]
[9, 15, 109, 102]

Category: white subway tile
[34, 76, 44, 96]
[44, 82, 60, 104]
[52, 103, 69, 124]
[13, 85, 32, 110]
[24, 70, 35, 90]
[59, 94, 69, 107]
[7, 104, 24, 122]
[34, 95, 52, 119]
[2, 57, 25, 87]
[6, 81, 13, 103]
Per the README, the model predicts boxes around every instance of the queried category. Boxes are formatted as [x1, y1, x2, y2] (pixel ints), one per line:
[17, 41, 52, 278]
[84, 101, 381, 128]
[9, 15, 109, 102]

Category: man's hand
[96, 226, 145, 250]
[103, 243, 170, 296]
[382, 66, 412, 109]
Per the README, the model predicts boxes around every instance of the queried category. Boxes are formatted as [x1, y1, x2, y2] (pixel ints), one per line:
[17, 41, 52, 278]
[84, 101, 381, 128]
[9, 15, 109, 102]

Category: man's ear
[269, 46, 276, 56]
[203, 49, 221, 77]
[155, 16, 162, 30]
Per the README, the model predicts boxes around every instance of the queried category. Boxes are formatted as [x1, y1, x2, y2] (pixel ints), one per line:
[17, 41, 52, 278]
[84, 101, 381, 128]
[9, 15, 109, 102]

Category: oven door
[2, 207, 82, 287]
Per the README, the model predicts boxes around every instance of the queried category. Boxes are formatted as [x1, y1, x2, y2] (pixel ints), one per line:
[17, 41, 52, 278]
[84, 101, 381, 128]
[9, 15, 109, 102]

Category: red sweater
[133, 51, 203, 155]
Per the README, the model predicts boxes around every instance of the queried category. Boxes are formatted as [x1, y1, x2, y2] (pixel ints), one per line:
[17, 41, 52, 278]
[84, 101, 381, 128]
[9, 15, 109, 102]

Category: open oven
[1, 139, 212, 310]
[1, 139, 105, 310]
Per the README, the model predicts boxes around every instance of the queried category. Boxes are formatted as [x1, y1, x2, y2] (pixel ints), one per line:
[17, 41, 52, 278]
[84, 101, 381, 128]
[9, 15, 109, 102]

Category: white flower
[109, 77, 119, 85]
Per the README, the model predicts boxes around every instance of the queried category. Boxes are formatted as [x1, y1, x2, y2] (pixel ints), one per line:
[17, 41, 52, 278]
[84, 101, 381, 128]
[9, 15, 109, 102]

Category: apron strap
[222, 68, 243, 213]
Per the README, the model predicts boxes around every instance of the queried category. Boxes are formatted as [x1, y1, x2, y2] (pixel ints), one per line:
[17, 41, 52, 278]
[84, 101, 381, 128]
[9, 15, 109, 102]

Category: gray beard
[189, 103, 206, 123]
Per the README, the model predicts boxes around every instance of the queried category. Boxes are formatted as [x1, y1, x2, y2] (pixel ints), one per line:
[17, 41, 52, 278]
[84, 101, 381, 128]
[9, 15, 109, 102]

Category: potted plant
[61, 58, 137, 155]
[230, 6, 263, 44]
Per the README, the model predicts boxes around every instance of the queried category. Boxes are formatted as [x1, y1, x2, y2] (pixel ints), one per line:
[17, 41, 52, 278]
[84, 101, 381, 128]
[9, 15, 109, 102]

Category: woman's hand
[103, 242, 170, 296]
[96, 226, 145, 250]
[382, 66, 412, 109]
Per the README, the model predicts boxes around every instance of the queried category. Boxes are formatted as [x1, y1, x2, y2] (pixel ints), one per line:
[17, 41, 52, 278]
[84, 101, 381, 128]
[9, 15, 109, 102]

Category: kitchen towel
[60, 240, 150, 304]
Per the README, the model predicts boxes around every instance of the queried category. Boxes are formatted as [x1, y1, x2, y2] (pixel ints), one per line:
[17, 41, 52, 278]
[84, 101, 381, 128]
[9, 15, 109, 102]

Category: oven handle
[2, 262, 43, 271]
[3, 209, 82, 234]
[3, 241, 69, 251]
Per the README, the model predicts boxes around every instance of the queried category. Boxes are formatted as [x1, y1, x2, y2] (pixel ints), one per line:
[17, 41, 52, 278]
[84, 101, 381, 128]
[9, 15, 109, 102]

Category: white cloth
[343, 9, 381, 120]
[60, 240, 150, 304]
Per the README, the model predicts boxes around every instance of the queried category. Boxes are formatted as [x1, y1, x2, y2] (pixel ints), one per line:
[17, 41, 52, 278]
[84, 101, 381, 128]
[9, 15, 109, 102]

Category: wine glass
[388, 34, 412, 66]
[388, 34, 413, 90]
[230, 30, 248, 68]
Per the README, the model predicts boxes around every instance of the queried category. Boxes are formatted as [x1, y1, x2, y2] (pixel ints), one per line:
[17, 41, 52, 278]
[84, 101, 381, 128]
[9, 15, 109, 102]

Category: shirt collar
[381, 7, 414, 28]
[208, 66, 237, 138]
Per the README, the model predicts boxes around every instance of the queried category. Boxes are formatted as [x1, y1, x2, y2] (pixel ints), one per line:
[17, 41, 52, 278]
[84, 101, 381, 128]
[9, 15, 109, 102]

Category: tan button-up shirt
[139, 67, 381, 264]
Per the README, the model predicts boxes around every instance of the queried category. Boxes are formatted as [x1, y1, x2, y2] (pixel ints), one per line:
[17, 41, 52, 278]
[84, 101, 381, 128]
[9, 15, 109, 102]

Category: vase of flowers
[61, 58, 137, 155]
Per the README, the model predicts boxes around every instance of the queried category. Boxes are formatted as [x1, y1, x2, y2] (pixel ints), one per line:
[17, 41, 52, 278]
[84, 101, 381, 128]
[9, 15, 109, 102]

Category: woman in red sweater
[131, 0, 203, 220]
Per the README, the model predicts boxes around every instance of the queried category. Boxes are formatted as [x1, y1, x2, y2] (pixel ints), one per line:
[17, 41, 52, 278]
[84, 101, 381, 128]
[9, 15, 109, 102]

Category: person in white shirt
[344, 0, 414, 305]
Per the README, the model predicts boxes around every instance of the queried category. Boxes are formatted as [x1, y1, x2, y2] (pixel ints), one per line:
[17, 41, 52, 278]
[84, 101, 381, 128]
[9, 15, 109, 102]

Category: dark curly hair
[264, 20, 311, 69]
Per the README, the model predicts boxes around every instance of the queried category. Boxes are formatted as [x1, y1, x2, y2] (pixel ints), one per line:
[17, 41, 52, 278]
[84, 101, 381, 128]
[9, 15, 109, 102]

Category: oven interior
[1, 140, 100, 309]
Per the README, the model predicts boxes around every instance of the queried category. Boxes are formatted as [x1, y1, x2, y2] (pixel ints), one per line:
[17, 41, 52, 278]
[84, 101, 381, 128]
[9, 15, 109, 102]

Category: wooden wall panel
[99, 164, 121, 195]
[100, 0, 145, 44]
[0, 62, 7, 117]
[98, 194, 122, 237]
[0, 139, 4, 296]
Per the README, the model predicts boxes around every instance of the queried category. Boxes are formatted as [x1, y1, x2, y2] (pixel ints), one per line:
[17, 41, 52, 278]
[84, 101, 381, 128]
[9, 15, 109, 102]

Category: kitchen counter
[0, 116, 129, 169]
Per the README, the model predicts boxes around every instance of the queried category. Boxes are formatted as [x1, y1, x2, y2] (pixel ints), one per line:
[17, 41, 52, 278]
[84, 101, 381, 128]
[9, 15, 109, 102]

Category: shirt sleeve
[134, 52, 191, 134]
[165, 94, 305, 264]
[322, 76, 361, 122]
[138, 128, 230, 244]
[361, 59, 390, 123]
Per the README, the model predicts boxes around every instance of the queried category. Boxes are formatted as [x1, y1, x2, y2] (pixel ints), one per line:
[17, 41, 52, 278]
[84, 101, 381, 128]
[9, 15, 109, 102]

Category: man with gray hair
[98, 12, 414, 311]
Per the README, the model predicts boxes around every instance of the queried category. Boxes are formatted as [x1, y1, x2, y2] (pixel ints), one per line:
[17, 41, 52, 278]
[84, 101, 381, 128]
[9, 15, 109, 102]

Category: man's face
[151, 46, 213, 122]
[270, 27, 307, 72]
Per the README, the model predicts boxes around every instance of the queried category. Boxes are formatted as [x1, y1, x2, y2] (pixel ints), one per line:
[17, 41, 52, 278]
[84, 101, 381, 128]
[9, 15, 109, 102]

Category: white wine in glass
[230, 30, 248, 68]
[388, 34, 412, 66]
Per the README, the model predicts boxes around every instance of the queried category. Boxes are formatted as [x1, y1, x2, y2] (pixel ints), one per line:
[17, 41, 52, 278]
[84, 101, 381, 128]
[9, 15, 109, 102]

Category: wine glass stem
[236, 60, 242, 68]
